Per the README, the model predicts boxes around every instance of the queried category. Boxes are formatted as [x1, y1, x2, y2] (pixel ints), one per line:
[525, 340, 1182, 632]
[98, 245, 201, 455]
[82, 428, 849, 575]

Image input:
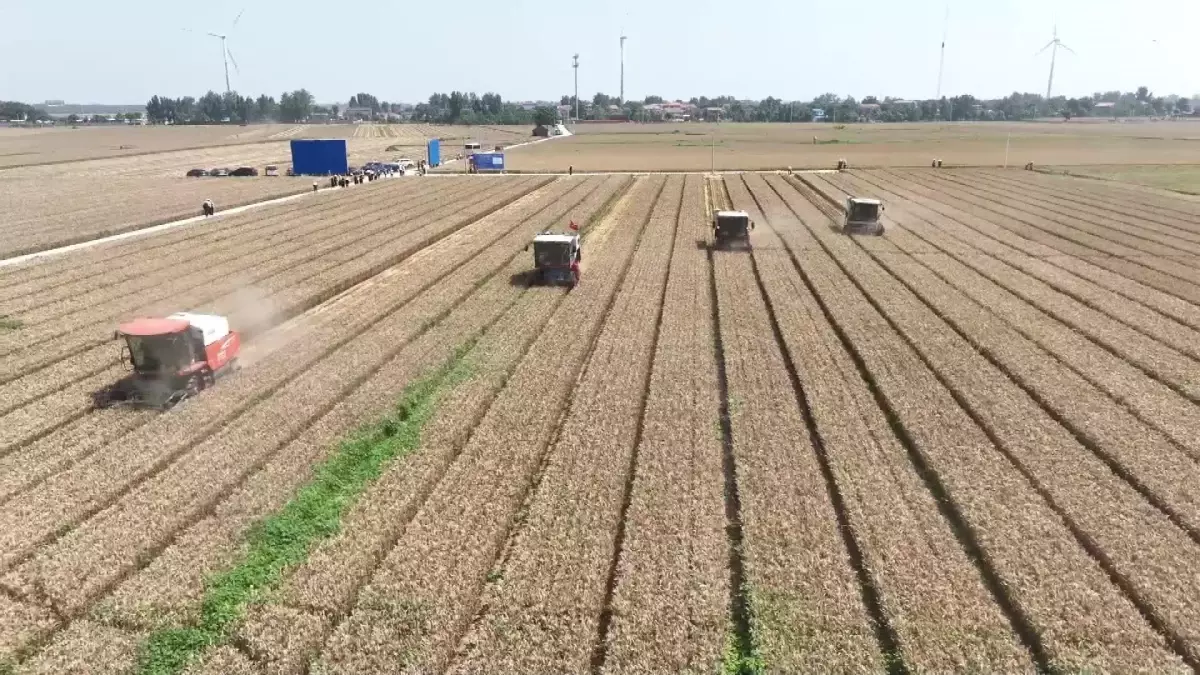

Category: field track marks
[449, 176, 683, 672]
[0, 179, 441, 309]
[979, 169, 1200, 223]
[933, 171, 1200, 251]
[894, 170, 1200, 286]
[782, 175, 1200, 670]
[90, 175, 629, 634]
[597, 175, 731, 673]
[0, 181, 451, 324]
[313, 177, 662, 674]
[194, 177, 634, 675]
[849, 171, 1200, 400]
[854, 169, 1200, 322]
[975, 170, 1200, 238]
[740, 173, 1034, 672]
[0, 180, 545, 459]
[0, 177, 571, 583]
[714, 176, 882, 671]
[774, 176, 1186, 671]
[830, 171, 1200, 458]
[0, 178, 501, 362]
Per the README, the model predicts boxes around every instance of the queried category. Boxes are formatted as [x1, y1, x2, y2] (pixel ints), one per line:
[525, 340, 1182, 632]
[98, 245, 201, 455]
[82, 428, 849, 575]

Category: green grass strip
[135, 342, 476, 675]
[0, 316, 22, 331]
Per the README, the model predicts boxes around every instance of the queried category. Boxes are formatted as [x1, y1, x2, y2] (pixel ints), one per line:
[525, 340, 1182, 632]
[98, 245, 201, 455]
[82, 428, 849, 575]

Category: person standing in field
[201, 199, 215, 217]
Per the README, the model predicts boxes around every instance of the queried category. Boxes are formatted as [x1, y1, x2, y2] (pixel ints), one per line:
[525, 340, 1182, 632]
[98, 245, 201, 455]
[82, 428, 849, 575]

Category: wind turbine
[935, 5, 948, 119]
[186, 8, 244, 94]
[1036, 25, 1075, 99]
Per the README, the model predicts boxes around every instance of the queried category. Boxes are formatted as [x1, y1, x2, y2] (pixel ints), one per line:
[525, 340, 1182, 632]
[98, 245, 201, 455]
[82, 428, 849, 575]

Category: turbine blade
[1059, 43, 1076, 54]
[227, 48, 240, 75]
[231, 8, 244, 28]
[1036, 40, 1054, 55]
[207, 32, 223, 39]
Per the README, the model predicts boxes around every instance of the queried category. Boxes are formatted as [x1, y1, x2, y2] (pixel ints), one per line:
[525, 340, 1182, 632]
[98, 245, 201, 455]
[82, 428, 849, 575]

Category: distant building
[343, 106, 374, 120]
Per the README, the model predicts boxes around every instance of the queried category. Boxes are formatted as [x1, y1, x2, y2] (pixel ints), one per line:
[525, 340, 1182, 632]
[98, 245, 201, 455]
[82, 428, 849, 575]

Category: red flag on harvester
[568, 220, 579, 231]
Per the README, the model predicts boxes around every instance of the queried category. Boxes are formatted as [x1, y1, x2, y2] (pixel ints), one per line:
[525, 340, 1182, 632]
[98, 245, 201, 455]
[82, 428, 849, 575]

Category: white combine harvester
[843, 197, 885, 236]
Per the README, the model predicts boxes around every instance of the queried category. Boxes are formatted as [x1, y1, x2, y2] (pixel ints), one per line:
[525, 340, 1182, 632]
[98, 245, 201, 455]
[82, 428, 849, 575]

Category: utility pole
[620, 35, 627, 104]
[573, 53, 580, 124]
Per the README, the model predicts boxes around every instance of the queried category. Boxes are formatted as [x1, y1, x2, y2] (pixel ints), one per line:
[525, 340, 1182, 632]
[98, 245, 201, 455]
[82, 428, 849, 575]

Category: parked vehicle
[264, 165, 279, 177]
[185, 168, 209, 178]
[210, 168, 230, 177]
[230, 167, 259, 177]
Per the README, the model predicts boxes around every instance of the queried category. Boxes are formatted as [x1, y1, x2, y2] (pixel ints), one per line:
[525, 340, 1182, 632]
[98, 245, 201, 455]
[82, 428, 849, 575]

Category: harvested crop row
[0, 176, 314, 259]
[233, 179, 633, 675]
[0, 178, 532, 405]
[0, 178, 582, 619]
[0, 182, 359, 303]
[450, 176, 683, 672]
[976, 170, 1200, 241]
[0, 171, 417, 292]
[845, 172, 1200, 400]
[978, 169, 1200, 224]
[894, 170, 1200, 285]
[778, 174, 1200, 667]
[237, 285, 565, 675]
[93, 175, 629, 632]
[935, 170, 1200, 253]
[0, 178, 579, 577]
[914, 170, 1200, 259]
[0, 180, 542, 455]
[740, 173, 1034, 672]
[713, 176, 880, 672]
[830, 171, 1200, 456]
[769, 177, 1185, 672]
[0, 181, 484, 381]
[598, 174, 730, 674]
[0, 178, 450, 319]
[312, 176, 663, 674]
[0, 177, 500, 360]
[851, 170, 1200, 318]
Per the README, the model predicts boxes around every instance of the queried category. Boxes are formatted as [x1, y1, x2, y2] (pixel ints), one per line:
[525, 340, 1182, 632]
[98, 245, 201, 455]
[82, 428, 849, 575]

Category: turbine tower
[620, 34, 627, 104]
[573, 53, 580, 122]
[1037, 25, 1075, 99]
[936, 5, 948, 119]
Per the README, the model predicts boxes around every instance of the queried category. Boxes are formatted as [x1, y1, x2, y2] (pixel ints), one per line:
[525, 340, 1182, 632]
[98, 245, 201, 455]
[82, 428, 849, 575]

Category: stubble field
[2, 151, 1200, 673]
[502, 119, 1200, 173]
[0, 123, 530, 257]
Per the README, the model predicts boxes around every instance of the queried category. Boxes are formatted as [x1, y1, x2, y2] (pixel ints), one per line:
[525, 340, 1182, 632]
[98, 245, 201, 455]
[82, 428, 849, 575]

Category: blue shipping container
[471, 152, 505, 172]
[427, 139, 441, 167]
[290, 139, 349, 175]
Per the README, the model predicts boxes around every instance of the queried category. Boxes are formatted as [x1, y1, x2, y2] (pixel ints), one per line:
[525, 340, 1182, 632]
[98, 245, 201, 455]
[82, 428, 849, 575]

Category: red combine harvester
[94, 312, 241, 410]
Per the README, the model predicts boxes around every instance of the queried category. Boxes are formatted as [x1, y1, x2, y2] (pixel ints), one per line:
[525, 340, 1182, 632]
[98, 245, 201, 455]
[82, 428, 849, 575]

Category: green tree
[533, 106, 556, 127]
[279, 89, 313, 123]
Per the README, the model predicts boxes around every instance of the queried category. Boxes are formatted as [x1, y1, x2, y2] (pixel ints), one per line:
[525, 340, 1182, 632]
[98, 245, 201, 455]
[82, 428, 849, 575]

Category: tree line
[571, 88, 1194, 123]
[6, 86, 1194, 127]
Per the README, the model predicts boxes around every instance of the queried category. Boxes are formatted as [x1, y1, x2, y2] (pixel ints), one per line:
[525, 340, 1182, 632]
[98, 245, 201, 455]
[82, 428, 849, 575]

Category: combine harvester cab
[712, 210, 754, 249]
[843, 197, 885, 236]
[95, 312, 241, 410]
[529, 231, 582, 288]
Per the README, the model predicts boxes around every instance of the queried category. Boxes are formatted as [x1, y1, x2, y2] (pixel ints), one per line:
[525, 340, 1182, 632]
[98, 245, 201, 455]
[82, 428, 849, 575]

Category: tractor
[93, 312, 241, 410]
[843, 197, 885, 236]
[713, 210, 754, 248]
[528, 231, 582, 287]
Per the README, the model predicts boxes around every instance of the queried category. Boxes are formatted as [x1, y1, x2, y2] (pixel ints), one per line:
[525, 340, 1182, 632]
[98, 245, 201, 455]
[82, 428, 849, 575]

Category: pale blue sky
[3, 0, 1195, 104]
